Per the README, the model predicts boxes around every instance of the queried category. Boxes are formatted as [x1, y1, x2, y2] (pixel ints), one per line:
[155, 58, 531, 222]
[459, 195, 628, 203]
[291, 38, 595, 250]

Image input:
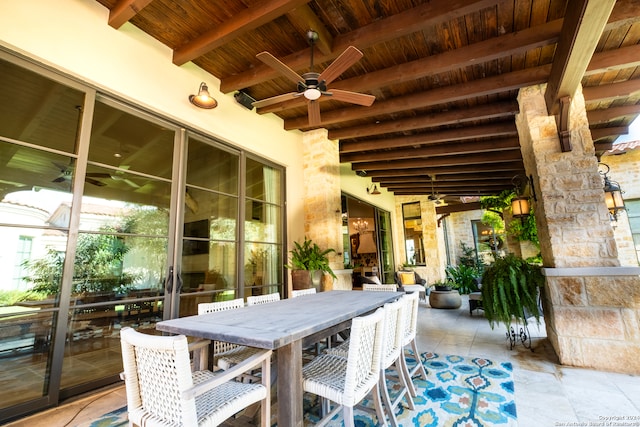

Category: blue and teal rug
[93, 352, 517, 427]
[304, 352, 517, 427]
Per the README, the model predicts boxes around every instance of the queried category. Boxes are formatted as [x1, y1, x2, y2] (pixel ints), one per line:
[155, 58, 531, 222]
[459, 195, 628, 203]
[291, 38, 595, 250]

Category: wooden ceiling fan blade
[308, 100, 321, 126]
[256, 51, 305, 85]
[86, 177, 106, 187]
[252, 92, 300, 109]
[318, 46, 363, 86]
[327, 89, 375, 106]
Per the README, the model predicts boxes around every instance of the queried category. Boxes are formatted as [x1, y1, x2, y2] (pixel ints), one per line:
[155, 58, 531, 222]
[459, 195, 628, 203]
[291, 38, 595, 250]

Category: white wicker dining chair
[198, 298, 263, 372]
[363, 283, 398, 292]
[302, 307, 387, 427]
[119, 327, 272, 427]
[291, 288, 317, 298]
[325, 297, 413, 427]
[399, 290, 427, 397]
[246, 292, 280, 306]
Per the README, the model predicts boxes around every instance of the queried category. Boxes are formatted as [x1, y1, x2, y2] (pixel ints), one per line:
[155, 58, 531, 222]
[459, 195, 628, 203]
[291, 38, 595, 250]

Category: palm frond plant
[480, 254, 544, 330]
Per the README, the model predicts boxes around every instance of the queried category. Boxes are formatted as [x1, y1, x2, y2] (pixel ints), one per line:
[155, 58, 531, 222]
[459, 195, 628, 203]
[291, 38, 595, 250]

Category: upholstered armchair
[395, 270, 426, 288]
[395, 270, 427, 302]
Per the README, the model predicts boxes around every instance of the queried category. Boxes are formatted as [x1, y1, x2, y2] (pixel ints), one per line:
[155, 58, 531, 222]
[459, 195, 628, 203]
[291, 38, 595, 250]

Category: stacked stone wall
[517, 84, 640, 375]
[300, 129, 343, 288]
[543, 269, 640, 374]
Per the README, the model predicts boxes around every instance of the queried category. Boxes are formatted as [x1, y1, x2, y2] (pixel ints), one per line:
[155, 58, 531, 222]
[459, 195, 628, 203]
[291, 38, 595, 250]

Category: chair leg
[371, 382, 388, 427]
[343, 406, 356, 427]
[398, 349, 417, 397]
[408, 340, 427, 381]
[379, 370, 399, 427]
[391, 358, 415, 410]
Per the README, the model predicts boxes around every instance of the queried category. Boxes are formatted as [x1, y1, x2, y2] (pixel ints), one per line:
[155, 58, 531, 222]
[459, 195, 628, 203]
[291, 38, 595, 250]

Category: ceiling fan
[428, 176, 443, 204]
[52, 163, 139, 188]
[252, 30, 375, 126]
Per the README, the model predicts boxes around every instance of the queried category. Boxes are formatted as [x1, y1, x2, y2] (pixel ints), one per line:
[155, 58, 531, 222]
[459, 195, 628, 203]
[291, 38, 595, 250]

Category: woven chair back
[343, 307, 385, 402]
[291, 288, 317, 298]
[120, 327, 198, 426]
[247, 292, 281, 306]
[363, 283, 398, 292]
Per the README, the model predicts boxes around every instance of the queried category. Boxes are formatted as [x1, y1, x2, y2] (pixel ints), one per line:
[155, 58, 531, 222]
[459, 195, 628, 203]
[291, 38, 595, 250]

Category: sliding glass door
[0, 51, 285, 423]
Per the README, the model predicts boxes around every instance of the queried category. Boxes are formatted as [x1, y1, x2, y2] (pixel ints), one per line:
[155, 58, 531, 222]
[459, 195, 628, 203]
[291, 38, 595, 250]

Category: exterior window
[12, 236, 33, 289]
[402, 202, 425, 265]
[625, 199, 640, 264]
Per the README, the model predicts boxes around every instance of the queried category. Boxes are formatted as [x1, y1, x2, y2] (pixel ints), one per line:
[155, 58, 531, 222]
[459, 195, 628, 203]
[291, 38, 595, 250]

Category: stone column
[516, 84, 640, 374]
[301, 129, 346, 289]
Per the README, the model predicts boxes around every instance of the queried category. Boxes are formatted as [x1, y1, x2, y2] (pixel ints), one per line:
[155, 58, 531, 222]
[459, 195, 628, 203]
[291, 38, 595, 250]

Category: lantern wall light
[599, 163, 625, 221]
[511, 174, 536, 218]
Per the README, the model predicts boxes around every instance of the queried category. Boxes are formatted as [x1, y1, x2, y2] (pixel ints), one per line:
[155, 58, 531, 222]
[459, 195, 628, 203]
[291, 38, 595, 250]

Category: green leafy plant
[285, 237, 336, 279]
[480, 254, 544, 330]
[445, 264, 480, 294]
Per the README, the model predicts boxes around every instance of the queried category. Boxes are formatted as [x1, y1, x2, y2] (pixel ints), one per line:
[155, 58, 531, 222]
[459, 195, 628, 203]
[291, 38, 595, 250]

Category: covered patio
[0, 0, 639, 424]
[8, 296, 639, 426]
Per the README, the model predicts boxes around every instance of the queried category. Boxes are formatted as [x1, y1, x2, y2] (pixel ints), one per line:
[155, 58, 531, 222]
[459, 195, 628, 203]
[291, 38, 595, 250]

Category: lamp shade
[511, 196, 530, 218]
[189, 82, 218, 109]
[357, 231, 377, 254]
[603, 178, 625, 219]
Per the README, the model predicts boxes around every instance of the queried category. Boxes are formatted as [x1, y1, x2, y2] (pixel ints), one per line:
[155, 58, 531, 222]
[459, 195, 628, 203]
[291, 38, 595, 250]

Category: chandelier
[353, 218, 369, 233]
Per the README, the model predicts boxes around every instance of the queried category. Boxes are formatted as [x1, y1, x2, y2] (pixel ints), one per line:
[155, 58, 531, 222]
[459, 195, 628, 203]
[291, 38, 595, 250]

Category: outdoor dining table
[156, 289, 401, 427]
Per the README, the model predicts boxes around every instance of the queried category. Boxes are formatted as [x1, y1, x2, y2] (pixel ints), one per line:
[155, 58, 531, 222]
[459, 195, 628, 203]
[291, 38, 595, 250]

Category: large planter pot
[429, 290, 462, 309]
[291, 269, 312, 290]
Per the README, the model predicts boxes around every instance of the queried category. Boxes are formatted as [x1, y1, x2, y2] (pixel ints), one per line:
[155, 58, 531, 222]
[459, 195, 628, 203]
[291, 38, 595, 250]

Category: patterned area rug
[94, 352, 517, 427]
[304, 352, 517, 427]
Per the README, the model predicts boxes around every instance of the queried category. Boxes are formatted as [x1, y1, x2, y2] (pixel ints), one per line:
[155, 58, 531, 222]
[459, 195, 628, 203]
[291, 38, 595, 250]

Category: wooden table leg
[277, 340, 303, 427]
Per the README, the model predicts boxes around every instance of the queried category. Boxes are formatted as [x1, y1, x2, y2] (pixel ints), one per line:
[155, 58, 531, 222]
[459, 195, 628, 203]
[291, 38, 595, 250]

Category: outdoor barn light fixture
[599, 163, 625, 221]
[511, 174, 536, 218]
[366, 184, 381, 195]
[189, 82, 218, 109]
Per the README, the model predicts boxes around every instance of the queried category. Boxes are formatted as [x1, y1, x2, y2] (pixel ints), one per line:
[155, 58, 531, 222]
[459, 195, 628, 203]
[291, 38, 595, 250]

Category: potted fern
[480, 254, 544, 331]
[286, 237, 337, 290]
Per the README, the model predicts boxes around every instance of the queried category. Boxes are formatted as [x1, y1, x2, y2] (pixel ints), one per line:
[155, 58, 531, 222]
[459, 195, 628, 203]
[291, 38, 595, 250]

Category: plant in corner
[480, 253, 544, 331]
[286, 237, 336, 290]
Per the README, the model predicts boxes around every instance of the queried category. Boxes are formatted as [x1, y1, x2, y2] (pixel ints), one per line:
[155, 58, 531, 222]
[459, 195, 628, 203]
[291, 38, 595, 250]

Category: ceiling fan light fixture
[189, 82, 218, 109]
[304, 88, 322, 100]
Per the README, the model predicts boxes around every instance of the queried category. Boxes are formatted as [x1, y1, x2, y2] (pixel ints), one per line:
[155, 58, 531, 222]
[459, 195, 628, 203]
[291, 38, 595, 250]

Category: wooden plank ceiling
[94, 0, 640, 204]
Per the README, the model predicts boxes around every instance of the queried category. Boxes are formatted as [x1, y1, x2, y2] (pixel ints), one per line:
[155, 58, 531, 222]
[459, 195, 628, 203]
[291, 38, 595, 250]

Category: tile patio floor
[6, 295, 640, 426]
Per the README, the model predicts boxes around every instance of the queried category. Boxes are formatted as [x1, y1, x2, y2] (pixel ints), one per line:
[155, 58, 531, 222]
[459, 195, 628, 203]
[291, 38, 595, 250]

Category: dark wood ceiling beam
[394, 187, 508, 195]
[374, 171, 518, 183]
[285, 5, 333, 55]
[340, 123, 517, 153]
[108, 0, 154, 28]
[590, 126, 628, 141]
[220, 0, 498, 92]
[341, 137, 520, 163]
[585, 44, 640, 76]
[268, 19, 564, 111]
[329, 101, 519, 140]
[352, 150, 523, 171]
[583, 79, 640, 102]
[544, 0, 617, 115]
[355, 161, 525, 176]
[173, 0, 310, 65]
[385, 181, 508, 189]
[284, 65, 551, 129]
[587, 105, 640, 125]
[436, 202, 483, 214]
[595, 141, 614, 152]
